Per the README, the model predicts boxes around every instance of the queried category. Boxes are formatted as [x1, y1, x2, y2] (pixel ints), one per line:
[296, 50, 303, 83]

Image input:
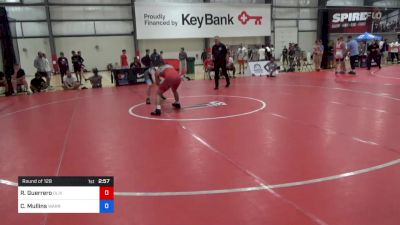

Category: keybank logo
[182, 14, 234, 28]
[182, 11, 262, 28]
[238, 11, 262, 25]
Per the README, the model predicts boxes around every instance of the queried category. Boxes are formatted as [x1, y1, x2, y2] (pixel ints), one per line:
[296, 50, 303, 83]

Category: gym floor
[1, 65, 400, 225]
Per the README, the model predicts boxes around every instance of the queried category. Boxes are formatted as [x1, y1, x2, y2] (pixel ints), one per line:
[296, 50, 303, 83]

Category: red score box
[100, 186, 114, 200]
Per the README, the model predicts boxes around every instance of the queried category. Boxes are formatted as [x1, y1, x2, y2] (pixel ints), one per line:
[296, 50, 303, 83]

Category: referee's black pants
[214, 61, 230, 88]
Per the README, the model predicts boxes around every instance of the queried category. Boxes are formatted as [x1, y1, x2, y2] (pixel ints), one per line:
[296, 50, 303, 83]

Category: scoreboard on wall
[18, 176, 114, 213]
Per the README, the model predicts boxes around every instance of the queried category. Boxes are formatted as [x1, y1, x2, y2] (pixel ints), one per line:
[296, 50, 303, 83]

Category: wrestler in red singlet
[151, 64, 182, 116]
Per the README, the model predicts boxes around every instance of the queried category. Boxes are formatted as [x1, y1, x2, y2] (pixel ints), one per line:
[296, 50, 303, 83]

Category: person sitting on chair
[85, 68, 102, 88]
[63, 70, 80, 90]
[226, 53, 236, 78]
[30, 72, 48, 93]
[204, 54, 214, 80]
[0, 71, 8, 94]
[11, 63, 31, 95]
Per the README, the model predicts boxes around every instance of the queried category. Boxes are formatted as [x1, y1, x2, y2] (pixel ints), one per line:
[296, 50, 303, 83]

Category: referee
[212, 36, 230, 90]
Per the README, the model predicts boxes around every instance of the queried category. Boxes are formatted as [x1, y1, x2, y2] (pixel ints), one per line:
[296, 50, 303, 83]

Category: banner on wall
[134, 2, 271, 39]
[329, 8, 400, 33]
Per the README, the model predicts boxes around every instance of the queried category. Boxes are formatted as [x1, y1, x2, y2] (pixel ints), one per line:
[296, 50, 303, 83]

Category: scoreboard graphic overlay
[18, 176, 114, 213]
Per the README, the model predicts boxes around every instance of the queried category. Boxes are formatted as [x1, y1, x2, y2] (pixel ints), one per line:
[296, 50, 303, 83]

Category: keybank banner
[135, 2, 271, 39]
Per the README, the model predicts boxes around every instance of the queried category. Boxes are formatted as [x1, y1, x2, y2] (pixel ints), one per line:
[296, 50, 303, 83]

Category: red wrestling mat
[1, 66, 400, 225]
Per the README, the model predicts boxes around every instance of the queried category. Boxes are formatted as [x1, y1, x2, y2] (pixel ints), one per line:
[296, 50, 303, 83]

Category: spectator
[30, 72, 47, 93]
[212, 36, 230, 89]
[42, 53, 53, 89]
[34, 51, 51, 88]
[0, 71, 8, 94]
[130, 56, 142, 69]
[160, 50, 164, 64]
[346, 35, 359, 75]
[258, 45, 266, 61]
[250, 47, 259, 61]
[57, 52, 69, 84]
[203, 54, 214, 80]
[141, 49, 151, 68]
[282, 46, 288, 66]
[318, 40, 324, 69]
[201, 48, 208, 62]
[294, 44, 302, 70]
[71, 50, 84, 84]
[335, 36, 346, 74]
[11, 63, 31, 95]
[63, 71, 80, 90]
[237, 45, 247, 74]
[327, 41, 335, 69]
[380, 39, 389, 64]
[178, 47, 188, 75]
[389, 41, 399, 64]
[150, 49, 161, 67]
[288, 43, 296, 71]
[265, 44, 272, 60]
[85, 68, 102, 89]
[312, 40, 323, 71]
[367, 40, 381, 70]
[121, 49, 129, 69]
[270, 44, 275, 59]
[226, 52, 236, 77]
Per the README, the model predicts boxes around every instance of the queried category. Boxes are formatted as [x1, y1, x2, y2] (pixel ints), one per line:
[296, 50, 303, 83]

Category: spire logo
[238, 11, 262, 25]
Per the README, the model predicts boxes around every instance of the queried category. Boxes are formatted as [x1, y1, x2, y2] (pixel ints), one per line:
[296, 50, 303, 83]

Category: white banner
[135, 2, 271, 39]
[247, 61, 279, 76]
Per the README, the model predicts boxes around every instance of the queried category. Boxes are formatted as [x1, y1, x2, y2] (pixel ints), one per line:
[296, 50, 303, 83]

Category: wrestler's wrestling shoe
[150, 109, 161, 116]
[172, 102, 181, 109]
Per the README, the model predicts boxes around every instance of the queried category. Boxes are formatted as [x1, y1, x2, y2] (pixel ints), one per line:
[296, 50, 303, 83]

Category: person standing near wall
[380, 39, 389, 64]
[367, 40, 381, 70]
[212, 36, 230, 90]
[346, 35, 359, 75]
[312, 40, 322, 71]
[71, 51, 83, 84]
[77, 51, 85, 82]
[237, 45, 246, 74]
[57, 52, 69, 84]
[389, 41, 399, 64]
[327, 41, 334, 69]
[121, 49, 129, 69]
[334, 37, 346, 74]
[43, 54, 53, 88]
[258, 45, 266, 61]
[150, 49, 161, 67]
[178, 47, 188, 75]
[201, 48, 208, 63]
[141, 49, 151, 68]
[282, 46, 288, 66]
[34, 52, 51, 89]
[160, 51, 165, 64]
[318, 40, 324, 70]
[265, 44, 272, 61]
[250, 47, 259, 62]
